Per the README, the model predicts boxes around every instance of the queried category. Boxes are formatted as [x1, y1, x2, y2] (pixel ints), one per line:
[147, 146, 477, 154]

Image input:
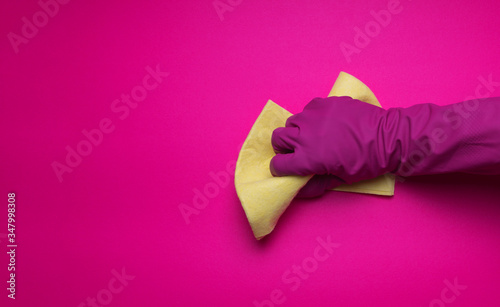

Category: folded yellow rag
[235, 72, 395, 240]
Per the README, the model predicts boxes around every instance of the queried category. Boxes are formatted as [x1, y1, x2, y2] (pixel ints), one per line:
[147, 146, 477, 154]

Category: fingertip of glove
[269, 156, 281, 177]
[296, 175, 344, 198]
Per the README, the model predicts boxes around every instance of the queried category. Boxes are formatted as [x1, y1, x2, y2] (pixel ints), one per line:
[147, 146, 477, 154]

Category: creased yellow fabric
[235, 72, 395, 240]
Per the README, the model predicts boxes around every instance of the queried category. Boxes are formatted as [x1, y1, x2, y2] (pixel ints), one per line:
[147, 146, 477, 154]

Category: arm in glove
[270, 96, 500, 197]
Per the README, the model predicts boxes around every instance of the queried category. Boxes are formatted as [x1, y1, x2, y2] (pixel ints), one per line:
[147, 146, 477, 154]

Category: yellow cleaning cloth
[235, 72, 395, 240]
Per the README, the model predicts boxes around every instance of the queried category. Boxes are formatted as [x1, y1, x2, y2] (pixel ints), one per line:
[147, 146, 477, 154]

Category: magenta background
[1, 0, 500, 306]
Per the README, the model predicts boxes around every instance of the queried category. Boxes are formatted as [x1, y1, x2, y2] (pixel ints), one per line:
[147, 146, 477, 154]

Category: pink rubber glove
[270, 96, 500, 198]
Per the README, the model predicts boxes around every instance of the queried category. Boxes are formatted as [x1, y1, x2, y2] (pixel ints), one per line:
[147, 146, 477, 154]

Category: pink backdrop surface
[1, 0, 500, 306]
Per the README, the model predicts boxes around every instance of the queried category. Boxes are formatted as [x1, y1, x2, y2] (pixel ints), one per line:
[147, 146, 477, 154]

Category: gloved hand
[270, 96, 500, 198]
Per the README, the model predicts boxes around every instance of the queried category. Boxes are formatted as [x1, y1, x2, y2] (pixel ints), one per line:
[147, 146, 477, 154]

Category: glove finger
[270, 151, 308, 177]
[296, 175, 344, 198]
[271, 127, 299, 154]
